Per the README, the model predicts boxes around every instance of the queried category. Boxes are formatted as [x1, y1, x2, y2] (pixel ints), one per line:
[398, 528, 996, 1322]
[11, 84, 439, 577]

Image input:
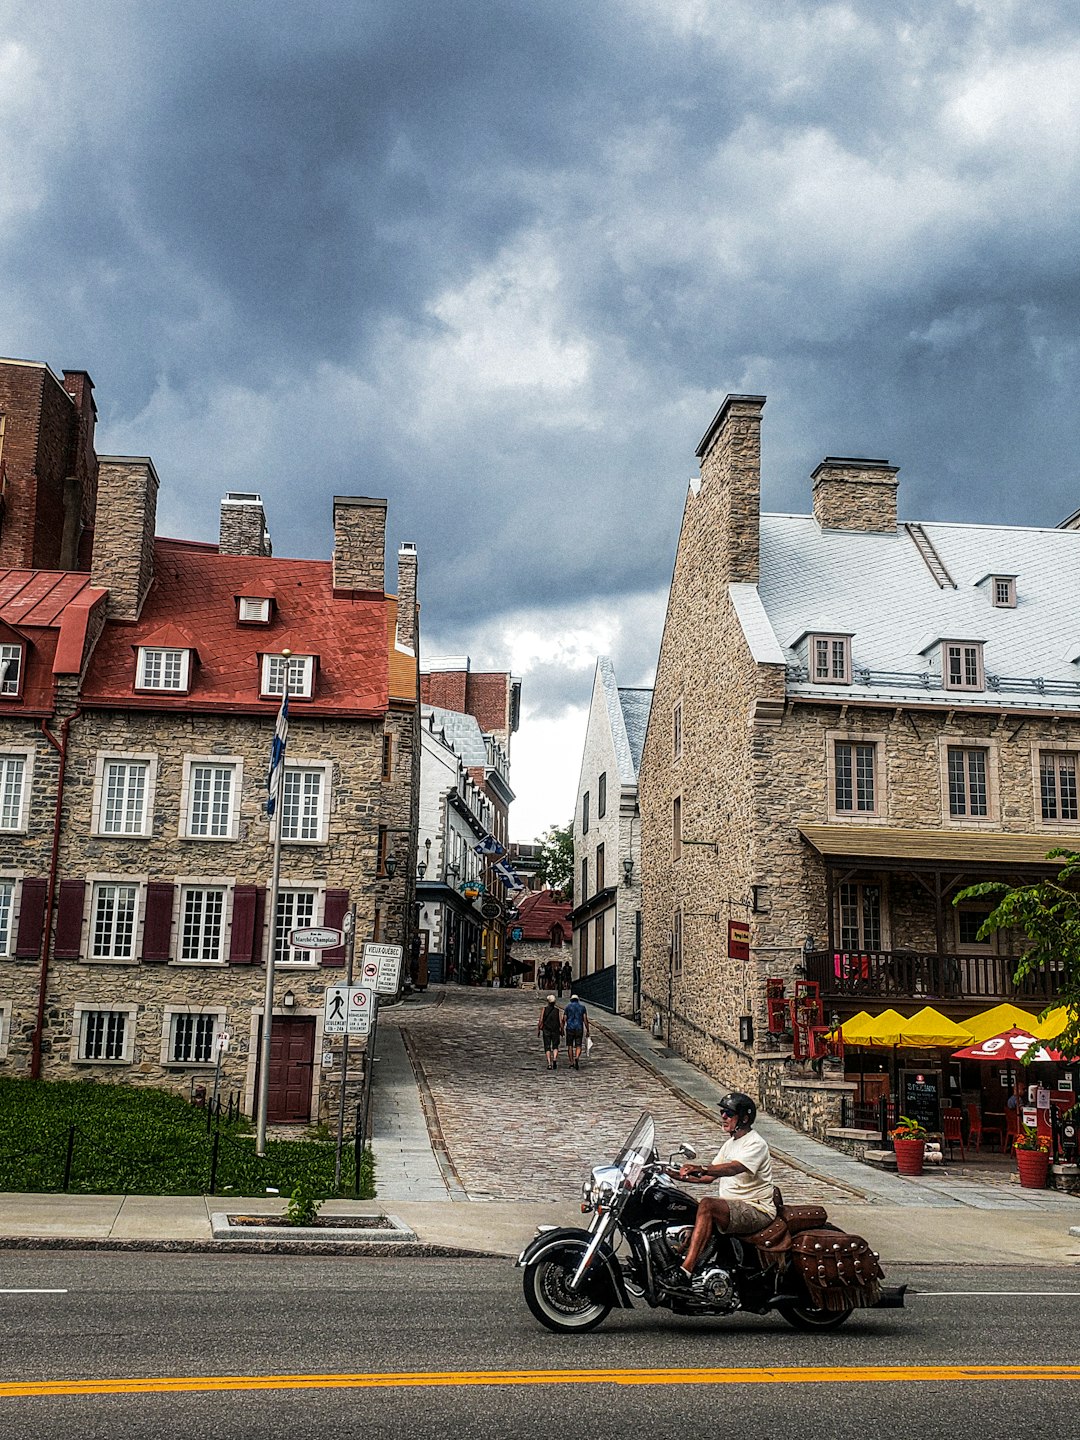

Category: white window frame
[179, 755, 243, 841]
[160, 1005, 227, 1067]
[173, 879, 233, 965]
[991, 577, 1016, 609]
[270, 883, 326, 968]
[827, 730, 886, 821]
[261, 653, 315, 699]
[940, 740, 999, 823]
[942, 641, 985, 692]
[71, 1002, 138, 1065]
[136, 647, 191, 692]
[810, 634, 851, 685]
[86, 876, 144, 963]
[0, 642, 24, 698]
[0, 747, 34, 832]
[238, 597, 272, 624]
[278, 761, 332, 844]
[92, 752, 158, 838]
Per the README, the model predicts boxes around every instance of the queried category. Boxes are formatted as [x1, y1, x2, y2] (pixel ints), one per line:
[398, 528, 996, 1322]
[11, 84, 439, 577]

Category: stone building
[639, 392, 1077, 1134]
[511, 888, 572, 989]
[570, 657, 649, 1015]
[0, 355, 419, 1127]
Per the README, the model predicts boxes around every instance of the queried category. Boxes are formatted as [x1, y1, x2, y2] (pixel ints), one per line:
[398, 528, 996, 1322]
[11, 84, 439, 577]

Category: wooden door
[267, 1017, 315, 1124]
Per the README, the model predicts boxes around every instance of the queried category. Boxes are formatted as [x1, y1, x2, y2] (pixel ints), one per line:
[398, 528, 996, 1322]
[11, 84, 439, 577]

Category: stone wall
[811, 459, 898, 533]
[332, 496, 386, 593]
[91, 459, 158, 620]
[219, 496, 271, 557]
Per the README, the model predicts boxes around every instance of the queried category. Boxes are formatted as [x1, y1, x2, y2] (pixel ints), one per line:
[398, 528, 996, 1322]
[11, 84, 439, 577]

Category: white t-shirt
[711, 1130, 776, 1217]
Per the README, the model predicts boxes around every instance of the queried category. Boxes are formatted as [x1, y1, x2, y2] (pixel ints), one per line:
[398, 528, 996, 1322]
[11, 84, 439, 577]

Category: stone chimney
[395, 542, 418, 653]
[812, 458, 899, 533]
[91, 457, 159, 620]
[219, 492, 272, 556]
[694, 394, 767, 584]
[333, 495, 386, 594]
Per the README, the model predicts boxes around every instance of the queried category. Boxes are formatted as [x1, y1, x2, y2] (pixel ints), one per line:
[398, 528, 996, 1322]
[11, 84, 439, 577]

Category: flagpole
[256, 660, 291, 1158]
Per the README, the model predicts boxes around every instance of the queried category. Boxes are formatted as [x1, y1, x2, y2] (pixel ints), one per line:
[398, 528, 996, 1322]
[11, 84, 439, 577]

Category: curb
[0, 1236, 502, 1258]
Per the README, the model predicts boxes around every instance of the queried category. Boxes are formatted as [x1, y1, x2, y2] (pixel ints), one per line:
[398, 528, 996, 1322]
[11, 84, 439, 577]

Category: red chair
[966, 1103, 995, 1153]
[1004, 1108, 1021, 1153]
[942, 1108, 965, 1160]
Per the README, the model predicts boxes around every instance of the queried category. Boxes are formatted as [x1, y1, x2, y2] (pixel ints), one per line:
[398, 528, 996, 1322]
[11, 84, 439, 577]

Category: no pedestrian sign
[323, 984, 374, 1036]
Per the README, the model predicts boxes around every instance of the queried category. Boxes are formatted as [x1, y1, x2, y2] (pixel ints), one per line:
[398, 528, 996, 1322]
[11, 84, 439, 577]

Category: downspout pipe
[32, 710, 77, 1080]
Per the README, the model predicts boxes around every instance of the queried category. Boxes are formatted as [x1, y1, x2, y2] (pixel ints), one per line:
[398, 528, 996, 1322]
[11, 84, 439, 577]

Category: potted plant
[1014, 1125, 1051, 1189]
[890, 1115, 928, 1176]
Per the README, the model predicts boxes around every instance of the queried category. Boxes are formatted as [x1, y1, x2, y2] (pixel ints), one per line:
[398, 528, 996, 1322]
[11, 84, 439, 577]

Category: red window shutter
[142, 882, 175, 963]
[14, 877, 48, 959]
[321, 888, 349, 967]
[54, 880, 87, 959]
[229, 885, 266, 964]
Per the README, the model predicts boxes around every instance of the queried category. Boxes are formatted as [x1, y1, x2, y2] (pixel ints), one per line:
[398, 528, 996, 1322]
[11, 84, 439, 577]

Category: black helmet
[718, 1091, 757, 1128]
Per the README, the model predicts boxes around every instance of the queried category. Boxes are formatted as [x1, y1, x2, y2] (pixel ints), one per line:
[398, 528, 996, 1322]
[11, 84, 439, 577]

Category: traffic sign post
[363, 942, 403, 996]
[333, 909, 360, 1192]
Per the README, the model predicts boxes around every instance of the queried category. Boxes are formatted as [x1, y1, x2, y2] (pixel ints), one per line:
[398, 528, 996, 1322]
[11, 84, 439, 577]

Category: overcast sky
[4, 2, 1080, 839]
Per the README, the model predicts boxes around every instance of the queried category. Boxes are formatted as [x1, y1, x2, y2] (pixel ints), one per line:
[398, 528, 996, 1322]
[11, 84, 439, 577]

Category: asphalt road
[2, 1252, 1078, 1439]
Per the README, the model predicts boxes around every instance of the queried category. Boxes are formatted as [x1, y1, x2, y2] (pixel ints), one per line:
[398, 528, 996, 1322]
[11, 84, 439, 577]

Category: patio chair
[1004, 1107, 1021, 1154]
[965, 1102, 996, 1153]
[941, 1108, 965, 1160]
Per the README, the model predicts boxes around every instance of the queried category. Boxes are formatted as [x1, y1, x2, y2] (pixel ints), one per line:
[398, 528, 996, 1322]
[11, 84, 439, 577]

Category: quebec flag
[266, 692, 289, 816]
[494, 859, 523, 891]
[474, 834, 506, 859]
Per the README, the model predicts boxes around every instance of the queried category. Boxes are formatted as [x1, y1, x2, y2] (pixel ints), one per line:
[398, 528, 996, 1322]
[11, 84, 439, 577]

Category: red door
[266, 1017, 315, 1124]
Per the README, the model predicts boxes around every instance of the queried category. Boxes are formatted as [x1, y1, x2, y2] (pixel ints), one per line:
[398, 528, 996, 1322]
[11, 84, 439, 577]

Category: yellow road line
[3, 1366, 1080, 1399]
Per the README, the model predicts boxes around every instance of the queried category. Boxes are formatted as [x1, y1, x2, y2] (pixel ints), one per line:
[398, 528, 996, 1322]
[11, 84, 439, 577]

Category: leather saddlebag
[791, 1229, 884, 1311]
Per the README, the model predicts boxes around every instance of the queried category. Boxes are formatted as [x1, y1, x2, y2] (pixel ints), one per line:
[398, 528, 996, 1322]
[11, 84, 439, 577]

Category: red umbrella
[952, 1026, 1071, 1064]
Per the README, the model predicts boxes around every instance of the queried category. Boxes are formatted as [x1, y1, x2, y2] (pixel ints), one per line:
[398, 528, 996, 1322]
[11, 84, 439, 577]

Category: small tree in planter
[1014, 1125, 1051, 1190]
[890, 1115, 929, 1176]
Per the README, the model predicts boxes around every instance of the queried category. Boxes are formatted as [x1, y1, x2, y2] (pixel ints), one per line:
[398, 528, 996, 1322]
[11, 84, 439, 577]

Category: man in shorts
[562, 994, 589, 1070]
[538, 994, 562, 1071]
[668, 1091, 775, 1285]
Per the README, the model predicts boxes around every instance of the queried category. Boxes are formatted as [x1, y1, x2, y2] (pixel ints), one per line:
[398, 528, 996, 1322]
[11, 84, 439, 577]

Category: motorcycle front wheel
[522, 1245, 612, 1333]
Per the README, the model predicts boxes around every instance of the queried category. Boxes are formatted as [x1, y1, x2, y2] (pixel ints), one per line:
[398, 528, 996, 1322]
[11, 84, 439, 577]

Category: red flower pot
[893, 1138, 925, 1177]
[1016, 1149, 1050, 1190]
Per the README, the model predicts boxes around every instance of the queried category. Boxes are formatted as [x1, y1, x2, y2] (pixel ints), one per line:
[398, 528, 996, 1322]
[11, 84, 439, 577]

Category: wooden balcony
[805, 950, 1065, 1005]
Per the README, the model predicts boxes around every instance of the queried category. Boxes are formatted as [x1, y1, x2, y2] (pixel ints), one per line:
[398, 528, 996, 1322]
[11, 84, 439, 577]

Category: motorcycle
[517, 1111, 906, 1333]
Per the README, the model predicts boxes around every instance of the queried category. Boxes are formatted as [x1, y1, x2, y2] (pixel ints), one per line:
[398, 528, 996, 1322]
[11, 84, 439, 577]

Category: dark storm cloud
[4, 0, 1080, 643]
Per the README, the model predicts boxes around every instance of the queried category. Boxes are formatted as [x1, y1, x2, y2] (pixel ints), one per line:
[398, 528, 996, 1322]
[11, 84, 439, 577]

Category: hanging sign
[727, 920, 750, 962]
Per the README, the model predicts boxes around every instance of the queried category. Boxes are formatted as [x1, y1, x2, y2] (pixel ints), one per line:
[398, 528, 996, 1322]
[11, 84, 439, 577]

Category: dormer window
[237, 596, 272, 625]
[137, 647, 191, 692]
[261, 653, 315, 699]
[810, 634, 851, 685]
[992, 576, 1016, 609]
[943, 641, 984, 692]
[0, 643, 23, 699]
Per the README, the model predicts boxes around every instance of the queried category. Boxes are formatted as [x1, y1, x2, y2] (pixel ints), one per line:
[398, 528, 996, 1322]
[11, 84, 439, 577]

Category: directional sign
[363, 942, 403, 995]
[324, 984, 375, 1035]
[291, 926, 344, 950]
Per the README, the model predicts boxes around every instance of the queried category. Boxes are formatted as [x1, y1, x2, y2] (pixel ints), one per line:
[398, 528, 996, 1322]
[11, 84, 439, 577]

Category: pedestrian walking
[538, 994, 562, 1071]
[560, 960, 572, 995]
[562, 993, 589, 1070]
[555, 963, 565, 998]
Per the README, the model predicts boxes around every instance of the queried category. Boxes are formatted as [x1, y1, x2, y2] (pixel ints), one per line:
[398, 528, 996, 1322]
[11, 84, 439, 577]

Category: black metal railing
[806, 950, 1064, 1003]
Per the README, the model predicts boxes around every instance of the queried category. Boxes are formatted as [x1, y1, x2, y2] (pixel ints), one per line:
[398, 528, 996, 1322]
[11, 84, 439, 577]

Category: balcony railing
[805, 950, 1064, 1004]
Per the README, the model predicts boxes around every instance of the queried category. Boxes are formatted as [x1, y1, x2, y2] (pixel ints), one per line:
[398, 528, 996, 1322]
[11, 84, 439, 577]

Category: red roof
[81, 540, 389, 717]
[515, 889, 572, 944]
[0, 569, 108, 711]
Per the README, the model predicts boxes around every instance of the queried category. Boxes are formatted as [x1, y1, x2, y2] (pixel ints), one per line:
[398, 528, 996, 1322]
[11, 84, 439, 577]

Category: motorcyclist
[668, 1091, 775, 1286]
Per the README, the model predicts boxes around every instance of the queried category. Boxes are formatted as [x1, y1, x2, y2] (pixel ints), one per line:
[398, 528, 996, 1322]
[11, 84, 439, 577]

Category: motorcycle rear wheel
[775, 1298, 853, 1331]
[523, 1246, 612, 1333]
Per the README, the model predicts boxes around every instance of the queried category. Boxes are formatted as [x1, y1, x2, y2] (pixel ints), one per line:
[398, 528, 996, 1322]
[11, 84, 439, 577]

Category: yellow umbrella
[1035, 1006, 1076, 1040]
[898, 1006, 973, 1048]
[854, 1008, 909, 1047]
[839, 1011, 877, 1044]
[963, 1002, 1043, 1044]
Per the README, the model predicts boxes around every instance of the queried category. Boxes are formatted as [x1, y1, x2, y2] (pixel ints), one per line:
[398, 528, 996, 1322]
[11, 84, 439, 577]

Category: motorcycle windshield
[614, 1112, 655, 1189]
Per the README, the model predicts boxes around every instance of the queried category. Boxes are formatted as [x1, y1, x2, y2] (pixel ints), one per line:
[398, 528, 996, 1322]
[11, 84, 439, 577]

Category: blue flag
[474, 834, 506, 859]
[266, 692, 289, 816]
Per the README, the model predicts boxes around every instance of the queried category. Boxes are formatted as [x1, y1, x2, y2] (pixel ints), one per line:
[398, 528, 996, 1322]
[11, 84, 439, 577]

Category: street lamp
[385, 854, 398, 879]
[622, 857, 634, 887]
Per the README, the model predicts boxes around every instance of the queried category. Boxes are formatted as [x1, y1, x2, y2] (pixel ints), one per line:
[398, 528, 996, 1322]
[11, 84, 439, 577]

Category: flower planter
[1016, 1149, 1050, 1190]
[893, 1138, 925, 1177]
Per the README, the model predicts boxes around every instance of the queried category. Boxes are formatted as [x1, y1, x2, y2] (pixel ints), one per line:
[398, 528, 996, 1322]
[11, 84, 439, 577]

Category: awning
[964, 1002, 1044, 1044]
[842, 1006, 972, 1048]
[1036, 1006, 1076, 1040]
[799, 824, 1067, 869]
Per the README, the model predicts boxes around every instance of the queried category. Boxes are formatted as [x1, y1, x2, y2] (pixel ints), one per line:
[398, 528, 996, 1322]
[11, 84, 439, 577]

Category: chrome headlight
[586, 1164, 624, 1212]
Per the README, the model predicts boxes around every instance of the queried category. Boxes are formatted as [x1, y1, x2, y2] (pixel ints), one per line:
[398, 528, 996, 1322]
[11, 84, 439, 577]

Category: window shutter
[228, 884, 264, 964]
[54, 880, 87, 959]
[142, 882, 175, 963]
[14, 877, 48, 959]
[321, 888, 349, 967]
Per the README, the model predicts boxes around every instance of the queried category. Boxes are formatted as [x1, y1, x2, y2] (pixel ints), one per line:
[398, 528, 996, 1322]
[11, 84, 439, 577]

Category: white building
[570, 657, 651, 1015]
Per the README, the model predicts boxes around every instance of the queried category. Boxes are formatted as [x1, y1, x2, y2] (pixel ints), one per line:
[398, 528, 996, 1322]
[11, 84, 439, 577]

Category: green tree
[956, 849, 1080, 1058]
[536, 822, 574, 901]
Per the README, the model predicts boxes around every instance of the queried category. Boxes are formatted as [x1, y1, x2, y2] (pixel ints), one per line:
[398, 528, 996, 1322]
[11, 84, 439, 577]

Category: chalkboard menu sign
[901, 1070, 941, 1131]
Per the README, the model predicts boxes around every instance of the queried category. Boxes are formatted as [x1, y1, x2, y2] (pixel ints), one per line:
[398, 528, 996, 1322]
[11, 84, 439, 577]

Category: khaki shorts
[720, 1199, 774, 1235]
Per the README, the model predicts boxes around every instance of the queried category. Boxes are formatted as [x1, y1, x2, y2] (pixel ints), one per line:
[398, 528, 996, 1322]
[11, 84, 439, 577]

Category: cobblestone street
[392, 986, 861, 1205]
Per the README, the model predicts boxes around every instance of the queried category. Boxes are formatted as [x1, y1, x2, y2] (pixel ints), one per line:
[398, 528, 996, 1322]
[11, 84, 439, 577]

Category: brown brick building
[640, 393, 1078, 1135]
[0, 357, 419, 1126]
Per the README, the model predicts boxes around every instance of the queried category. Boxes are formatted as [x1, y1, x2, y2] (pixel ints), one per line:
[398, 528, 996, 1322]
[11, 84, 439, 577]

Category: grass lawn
[0, 1077, 374, 1199]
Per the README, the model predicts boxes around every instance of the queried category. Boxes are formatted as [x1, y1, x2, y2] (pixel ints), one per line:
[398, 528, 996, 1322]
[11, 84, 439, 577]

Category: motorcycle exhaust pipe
[874, 1284, 908, 1309]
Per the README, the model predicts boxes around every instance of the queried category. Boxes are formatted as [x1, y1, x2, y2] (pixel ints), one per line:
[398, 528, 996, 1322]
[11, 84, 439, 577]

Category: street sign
[323, 984, 375, 1035]
[510, 926, 523, 942]
[363, 942, 403, 995]
[480, 898, 502, 920]
[290, 926, 344, 950]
